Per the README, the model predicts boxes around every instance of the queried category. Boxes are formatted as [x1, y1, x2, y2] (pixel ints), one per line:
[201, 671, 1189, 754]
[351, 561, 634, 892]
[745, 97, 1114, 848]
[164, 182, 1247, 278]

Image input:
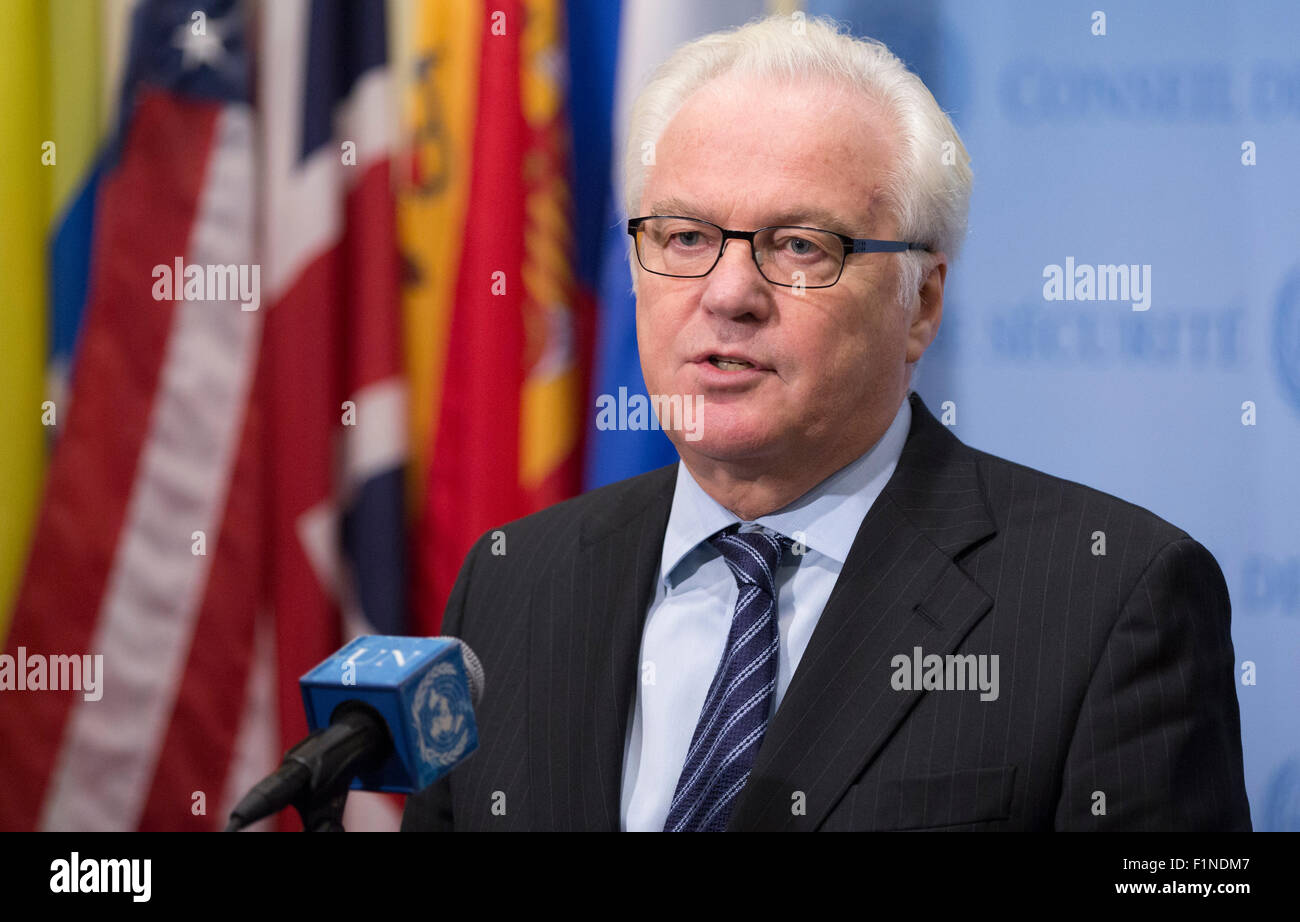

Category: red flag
[416, 0, 592, 630]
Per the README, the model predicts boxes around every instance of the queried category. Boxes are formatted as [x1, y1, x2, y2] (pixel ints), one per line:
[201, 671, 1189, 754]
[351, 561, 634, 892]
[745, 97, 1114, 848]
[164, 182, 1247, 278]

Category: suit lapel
[527, 464, 676, 829]
[728, 393, 998, 830]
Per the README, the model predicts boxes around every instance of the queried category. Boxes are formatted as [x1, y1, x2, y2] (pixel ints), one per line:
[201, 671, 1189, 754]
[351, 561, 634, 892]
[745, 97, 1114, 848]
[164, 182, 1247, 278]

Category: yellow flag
[0, 1, 51, 637]
[399, 0, 484, 509]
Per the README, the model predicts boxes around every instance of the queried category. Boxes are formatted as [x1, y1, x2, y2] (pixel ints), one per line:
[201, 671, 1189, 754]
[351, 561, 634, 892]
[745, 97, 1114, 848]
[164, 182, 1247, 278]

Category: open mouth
[708, 355, 756, 371]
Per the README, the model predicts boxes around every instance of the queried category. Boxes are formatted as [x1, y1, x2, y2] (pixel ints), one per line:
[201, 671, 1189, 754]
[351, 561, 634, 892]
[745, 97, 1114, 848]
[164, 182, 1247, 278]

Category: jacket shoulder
[965, 442, 1193, 551]
[903, 393, 1196, 556]
[475, 463, 677, 546]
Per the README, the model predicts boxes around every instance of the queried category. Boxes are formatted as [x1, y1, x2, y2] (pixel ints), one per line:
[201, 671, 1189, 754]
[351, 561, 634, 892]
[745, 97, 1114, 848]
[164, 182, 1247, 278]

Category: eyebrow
[645, 198, 860, 237]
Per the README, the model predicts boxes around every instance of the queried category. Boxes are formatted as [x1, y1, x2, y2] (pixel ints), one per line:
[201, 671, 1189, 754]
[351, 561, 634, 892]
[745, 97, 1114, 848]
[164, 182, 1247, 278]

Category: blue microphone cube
[300, 636, 479, 793]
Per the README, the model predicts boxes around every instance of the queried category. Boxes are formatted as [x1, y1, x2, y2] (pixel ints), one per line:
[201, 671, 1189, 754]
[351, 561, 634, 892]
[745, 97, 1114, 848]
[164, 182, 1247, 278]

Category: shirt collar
[660, 395, 912, 587]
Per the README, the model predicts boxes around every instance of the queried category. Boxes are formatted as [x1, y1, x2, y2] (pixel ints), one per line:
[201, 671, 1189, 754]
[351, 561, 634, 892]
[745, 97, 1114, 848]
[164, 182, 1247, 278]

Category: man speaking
[403, 15, 1250, 831]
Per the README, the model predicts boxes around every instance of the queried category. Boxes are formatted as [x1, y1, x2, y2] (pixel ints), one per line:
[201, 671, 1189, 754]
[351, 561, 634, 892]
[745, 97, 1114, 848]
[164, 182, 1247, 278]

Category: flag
[399, 0, 483, 552]
[0, 0, 51, 638]
[257, 0, 407, 829]
[400, 0, 483, 590]
[0, 0, 407, 831]
[410, 0, 592, 631]
[0, 0, 260, 831]
[583, 0, 774, 489]
[46, 0, 106, 425]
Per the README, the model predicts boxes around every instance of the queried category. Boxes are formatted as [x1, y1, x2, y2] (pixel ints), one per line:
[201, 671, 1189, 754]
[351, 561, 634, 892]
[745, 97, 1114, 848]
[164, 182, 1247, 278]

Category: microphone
[226, 636, 484, 831]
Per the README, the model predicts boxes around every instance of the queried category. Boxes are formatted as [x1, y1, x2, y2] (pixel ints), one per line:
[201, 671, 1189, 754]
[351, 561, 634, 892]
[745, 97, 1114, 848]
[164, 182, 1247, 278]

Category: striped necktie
[664, 527, 790, 831]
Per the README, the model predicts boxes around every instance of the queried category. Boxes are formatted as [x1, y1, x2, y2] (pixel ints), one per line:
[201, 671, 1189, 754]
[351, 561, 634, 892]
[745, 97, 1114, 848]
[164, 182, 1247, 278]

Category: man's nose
[699, 237, 772, 320]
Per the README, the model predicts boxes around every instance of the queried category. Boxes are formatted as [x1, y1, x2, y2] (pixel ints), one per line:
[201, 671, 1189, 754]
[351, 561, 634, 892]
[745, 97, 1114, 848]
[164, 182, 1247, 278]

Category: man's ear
[906, 255, 946, 364]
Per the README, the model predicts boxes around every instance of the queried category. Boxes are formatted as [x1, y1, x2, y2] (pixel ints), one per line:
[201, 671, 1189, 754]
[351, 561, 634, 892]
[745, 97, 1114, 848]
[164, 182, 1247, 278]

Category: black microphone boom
[225, 701, 393, 832]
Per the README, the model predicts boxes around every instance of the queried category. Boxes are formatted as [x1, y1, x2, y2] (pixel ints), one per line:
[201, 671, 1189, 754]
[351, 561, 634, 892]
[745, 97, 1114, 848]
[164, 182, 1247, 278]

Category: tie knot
[709, 528, 788, 594]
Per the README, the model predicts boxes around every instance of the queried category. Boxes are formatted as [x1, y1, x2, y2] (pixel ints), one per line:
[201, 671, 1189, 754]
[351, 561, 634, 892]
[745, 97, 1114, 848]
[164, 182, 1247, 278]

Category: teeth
[710, 356, 753, 370]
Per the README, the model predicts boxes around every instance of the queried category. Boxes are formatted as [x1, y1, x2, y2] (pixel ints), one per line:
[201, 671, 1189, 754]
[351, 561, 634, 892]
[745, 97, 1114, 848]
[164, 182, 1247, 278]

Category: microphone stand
[295, 789, 349, 832]
[226, 703, 393, 832]
[289, 704, 392, 832]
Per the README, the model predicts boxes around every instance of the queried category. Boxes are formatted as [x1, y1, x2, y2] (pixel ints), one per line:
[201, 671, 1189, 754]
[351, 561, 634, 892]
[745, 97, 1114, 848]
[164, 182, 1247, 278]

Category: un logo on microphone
[412, 661, 474, 768]
[1276, 266, 1300, 418]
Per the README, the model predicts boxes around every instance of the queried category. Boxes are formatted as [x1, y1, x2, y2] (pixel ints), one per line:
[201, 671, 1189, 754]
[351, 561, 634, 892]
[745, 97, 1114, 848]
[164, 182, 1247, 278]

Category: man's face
[635, 76, 932, 477]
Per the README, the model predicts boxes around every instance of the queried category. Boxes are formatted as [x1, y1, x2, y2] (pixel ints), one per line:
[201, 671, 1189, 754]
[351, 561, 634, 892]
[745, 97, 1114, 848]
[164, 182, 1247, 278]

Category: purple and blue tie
[664, 527, 790, 832]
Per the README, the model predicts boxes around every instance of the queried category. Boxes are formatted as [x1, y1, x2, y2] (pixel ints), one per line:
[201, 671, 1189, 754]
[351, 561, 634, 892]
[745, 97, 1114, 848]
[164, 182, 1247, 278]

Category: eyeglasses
[627, 215, 930, 289]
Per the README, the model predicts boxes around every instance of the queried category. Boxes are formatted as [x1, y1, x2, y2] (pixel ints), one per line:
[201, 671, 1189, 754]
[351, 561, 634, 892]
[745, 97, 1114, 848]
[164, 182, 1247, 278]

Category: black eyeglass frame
[626, 215, 932, 289]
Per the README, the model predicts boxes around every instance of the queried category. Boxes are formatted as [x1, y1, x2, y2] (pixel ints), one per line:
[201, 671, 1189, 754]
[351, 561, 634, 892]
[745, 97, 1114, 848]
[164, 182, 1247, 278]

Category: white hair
[624, 14, 972, 309]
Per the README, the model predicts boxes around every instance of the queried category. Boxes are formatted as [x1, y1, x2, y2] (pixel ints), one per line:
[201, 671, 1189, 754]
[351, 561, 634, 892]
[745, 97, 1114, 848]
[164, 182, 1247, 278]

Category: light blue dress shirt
[619, 395, 913, 831]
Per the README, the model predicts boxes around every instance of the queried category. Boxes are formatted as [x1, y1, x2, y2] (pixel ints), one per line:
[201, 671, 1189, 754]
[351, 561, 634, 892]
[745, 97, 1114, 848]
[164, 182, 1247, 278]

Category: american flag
[0, 0, 407, 831]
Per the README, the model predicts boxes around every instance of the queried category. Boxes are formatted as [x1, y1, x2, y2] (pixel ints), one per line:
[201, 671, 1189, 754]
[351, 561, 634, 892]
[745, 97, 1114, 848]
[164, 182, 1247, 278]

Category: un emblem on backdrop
[412, 662, 473, 768]
[1275, 267, 1300, 417]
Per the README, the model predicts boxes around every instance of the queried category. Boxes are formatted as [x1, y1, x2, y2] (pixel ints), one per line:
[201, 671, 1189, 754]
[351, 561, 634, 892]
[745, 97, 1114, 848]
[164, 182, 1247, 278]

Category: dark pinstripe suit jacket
[403, 392, 1251, 831]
